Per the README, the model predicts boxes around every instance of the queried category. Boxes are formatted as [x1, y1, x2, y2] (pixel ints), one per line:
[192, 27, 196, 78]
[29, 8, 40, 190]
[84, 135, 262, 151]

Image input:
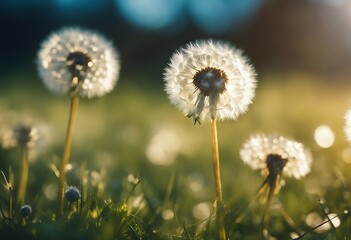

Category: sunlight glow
[342, 147, 351, 163]
[192, 202, 212, 220]
[43, 183, 58, 200]
[146, 127, 181, 166]
[187, 173, 205, 193]
[306, 212, 324, 232]
[314, 125, 335, 148]
[306, 212, 341, 232]
[162, 209, 174, 220]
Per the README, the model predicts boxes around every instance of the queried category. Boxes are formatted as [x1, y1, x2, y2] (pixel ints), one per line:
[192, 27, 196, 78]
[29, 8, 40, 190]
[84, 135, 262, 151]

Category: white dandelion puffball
[240, 134, 312, 179]
[37, 27, 120, 98]
[164, 39, 256, 123]
[344, 109, 351, 143]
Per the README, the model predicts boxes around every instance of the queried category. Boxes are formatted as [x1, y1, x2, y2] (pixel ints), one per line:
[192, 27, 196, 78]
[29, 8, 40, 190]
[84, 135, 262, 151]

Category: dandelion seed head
[2, 125, 39, 148]
[1, 116, 50, 159]
[344, 109, 351, 143]
[164, 39, 256, 123]
[240, 134, 312, 179]
[37, 27, 120, 98]
[19, 205, 32, 217]
[65, 186, 81, 203]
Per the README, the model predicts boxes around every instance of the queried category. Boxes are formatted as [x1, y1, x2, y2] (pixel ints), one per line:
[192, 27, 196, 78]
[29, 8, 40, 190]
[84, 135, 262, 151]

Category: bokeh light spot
[306, 212, 341, 232]
[146, 127, 181, 166]
[115, 0, 186, 30]
[188, 0, 262, 34]
[314, 125, 335, 148]
[192, 202, 212, 220]
[306, 212, 324, 232]
[43, 183, 58, 200]
[162, 209, 174, 220]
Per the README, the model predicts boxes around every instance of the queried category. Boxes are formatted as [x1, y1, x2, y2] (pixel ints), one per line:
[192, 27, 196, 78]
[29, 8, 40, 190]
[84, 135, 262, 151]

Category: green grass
[1, 73, 351, 239]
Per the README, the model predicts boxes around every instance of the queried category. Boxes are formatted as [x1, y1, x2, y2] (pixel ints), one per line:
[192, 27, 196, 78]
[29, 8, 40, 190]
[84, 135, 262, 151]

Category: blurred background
[1, 0, 351, 238]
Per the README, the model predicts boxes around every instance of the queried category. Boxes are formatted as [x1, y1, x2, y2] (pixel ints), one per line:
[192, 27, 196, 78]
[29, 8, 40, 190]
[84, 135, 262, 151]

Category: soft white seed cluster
[240, 134, 312, 179]
[344, 109, 351, 143]
[37, 27, 120, 98]
[164, 40, 256, 121]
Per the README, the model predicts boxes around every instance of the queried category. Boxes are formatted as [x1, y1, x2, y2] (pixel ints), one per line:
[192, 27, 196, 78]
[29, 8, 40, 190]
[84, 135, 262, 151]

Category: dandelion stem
[277, 205, 302, 235]
[57, 94, 79, 217]
[210, 118, 226, 240]
[235, 178, 268, 223]
[263, 175, 277, 240]
[17, 146, 29, 206]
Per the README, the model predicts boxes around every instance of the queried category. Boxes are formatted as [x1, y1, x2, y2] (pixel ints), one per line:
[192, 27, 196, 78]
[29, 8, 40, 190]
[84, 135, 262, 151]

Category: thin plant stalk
[1, 170, 13, 221]
[210, 118, 226, 240]
[17, 146, 29, 206]
[68, 202, 72, 212]
[263, 175, 278, 240]
[9, 186, 13, 221]
[0, 202, 5, 220]
[235, 178, 268, 224]
[278, 205, 302, 235]
[57, 94, 79, 217]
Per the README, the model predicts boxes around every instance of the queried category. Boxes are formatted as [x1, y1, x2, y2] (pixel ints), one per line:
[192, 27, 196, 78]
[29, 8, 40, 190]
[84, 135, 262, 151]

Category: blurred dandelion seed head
[37, 27, 120, 98]
[164, 39, 256, 122]
[344, 109, 351, 143]
[5, 125, 39, 148]
[240, 134, 312, 179]
[19, 205, 32, 217]
[1, 116, 50, 160]
[65, 186, 81, 203]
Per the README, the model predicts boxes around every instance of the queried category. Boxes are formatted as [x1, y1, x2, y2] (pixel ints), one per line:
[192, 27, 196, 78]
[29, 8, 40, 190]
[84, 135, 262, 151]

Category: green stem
[17, 147, 29, 206]
[210, 118, 226, 240]
[9, 186, 13, 221]
[57, 94, 79, 217]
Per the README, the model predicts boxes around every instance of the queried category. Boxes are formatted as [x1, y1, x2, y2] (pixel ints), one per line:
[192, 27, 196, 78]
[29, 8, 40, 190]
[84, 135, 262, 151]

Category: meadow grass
[0, 73, 351, 239]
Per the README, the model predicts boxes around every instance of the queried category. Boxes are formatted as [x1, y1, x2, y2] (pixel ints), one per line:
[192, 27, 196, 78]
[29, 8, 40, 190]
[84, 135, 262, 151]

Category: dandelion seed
[164, 39, 256, 123]
[240, 134, 312, 179]
[65, 186, 81, 203]
[37, 27, 120, 98]
[344, 109, 351, 143]
[19, 205, 32, 218]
